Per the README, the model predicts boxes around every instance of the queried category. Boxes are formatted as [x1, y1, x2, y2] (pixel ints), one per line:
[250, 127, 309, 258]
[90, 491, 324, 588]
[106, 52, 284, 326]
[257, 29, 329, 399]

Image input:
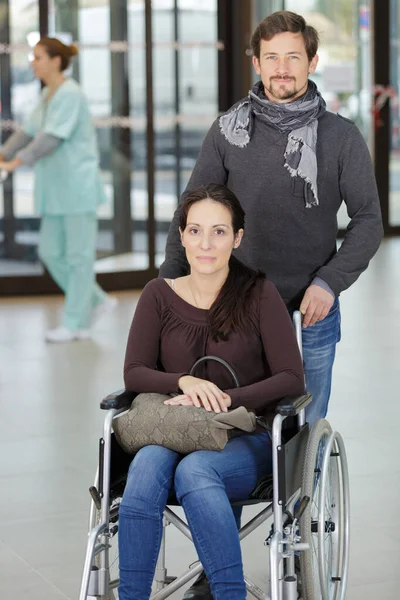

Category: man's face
[253, 32, 318, 103]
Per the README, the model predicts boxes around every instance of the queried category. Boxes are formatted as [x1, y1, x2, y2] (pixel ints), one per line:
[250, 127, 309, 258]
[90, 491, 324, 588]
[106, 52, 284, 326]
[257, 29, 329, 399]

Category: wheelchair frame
[79, 311, 350, 600]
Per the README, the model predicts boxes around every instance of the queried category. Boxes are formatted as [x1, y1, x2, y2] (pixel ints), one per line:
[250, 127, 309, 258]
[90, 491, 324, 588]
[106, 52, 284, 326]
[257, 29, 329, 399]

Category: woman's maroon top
[124, 278, 305, 418]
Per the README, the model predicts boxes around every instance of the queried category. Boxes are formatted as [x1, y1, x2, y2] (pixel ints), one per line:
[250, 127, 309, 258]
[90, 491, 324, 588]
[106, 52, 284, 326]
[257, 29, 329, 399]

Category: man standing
[159, 11, 382, 596]
[160, 9, 382, 423]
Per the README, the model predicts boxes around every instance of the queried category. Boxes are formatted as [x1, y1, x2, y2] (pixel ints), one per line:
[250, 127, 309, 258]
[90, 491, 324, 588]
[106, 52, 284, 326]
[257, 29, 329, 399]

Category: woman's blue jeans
[118, 432, 272, 600]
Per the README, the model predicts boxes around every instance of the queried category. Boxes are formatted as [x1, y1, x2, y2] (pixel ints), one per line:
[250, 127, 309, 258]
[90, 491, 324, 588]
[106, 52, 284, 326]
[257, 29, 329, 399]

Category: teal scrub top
[23, 78, 107, 215]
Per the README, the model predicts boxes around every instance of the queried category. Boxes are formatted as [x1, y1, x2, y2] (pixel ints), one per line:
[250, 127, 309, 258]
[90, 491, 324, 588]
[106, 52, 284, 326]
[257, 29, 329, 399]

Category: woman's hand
[164, 395, 196, 407]
[164, 392, 232, 413]
[169, 375, 232, 413]
[0, 158, 22, 173]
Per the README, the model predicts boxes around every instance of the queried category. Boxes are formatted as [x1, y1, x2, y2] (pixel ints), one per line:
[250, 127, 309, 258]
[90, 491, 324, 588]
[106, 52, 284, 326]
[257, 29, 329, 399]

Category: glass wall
[0, 0, 42, 274]
[0, 0, 219, 290]
[150, 0, 218, 263]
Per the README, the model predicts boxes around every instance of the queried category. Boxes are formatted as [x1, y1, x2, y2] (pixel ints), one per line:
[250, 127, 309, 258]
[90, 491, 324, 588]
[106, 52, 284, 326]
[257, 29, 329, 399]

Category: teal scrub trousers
[38, 213, 107, 330]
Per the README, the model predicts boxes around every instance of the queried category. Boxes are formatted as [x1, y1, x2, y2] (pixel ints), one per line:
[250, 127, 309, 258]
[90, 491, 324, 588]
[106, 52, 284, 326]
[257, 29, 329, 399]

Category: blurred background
[0, 0, 397, 294]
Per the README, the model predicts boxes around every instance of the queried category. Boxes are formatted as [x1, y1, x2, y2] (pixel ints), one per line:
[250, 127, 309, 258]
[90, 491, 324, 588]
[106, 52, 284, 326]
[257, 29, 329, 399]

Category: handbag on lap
[113, 356, 258, 454]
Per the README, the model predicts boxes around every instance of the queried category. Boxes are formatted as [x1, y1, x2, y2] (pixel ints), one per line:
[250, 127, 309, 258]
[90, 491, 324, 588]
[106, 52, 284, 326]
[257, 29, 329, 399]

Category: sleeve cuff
[224, 388, 242, 409]
[311, 276, 335, 298]
[170, 372, 188, 393]
[16, 148, 34, 166]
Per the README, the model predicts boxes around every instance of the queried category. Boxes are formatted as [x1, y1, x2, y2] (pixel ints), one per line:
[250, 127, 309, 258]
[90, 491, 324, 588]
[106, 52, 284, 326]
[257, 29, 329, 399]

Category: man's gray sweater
[159, 107, 383, 308]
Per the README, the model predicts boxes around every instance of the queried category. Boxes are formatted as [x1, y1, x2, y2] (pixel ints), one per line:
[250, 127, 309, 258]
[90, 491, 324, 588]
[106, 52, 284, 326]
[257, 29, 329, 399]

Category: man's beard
[267, 77, 298, 100]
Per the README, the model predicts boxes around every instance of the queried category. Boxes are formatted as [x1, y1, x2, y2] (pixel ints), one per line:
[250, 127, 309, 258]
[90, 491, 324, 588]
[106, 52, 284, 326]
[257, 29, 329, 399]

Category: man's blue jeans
[118, 432, 271, 600]
[301, 297, 341, 425]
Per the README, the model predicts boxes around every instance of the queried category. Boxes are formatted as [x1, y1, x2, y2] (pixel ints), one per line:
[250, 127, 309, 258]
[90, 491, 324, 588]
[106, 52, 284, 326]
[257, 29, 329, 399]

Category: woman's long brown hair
[179, 184, 265, 341]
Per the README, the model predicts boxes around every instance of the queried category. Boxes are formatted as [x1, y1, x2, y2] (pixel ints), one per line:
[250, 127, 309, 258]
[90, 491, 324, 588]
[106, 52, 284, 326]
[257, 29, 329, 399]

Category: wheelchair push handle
[292, 310, 303, 358]
[189, 355, 240, 388]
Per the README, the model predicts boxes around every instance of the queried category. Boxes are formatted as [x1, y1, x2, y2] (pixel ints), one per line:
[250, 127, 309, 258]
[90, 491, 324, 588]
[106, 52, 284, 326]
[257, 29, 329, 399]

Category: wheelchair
[79, 311, 350, 600]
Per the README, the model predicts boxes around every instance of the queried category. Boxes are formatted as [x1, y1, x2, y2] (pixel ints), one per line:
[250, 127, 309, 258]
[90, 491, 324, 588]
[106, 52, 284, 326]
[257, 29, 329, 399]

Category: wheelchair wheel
[94, 500, 120, 599]
[299, 419, 350, 600]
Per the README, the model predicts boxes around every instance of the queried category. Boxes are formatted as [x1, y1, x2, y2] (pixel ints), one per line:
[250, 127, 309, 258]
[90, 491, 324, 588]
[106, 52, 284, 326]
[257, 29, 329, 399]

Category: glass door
[0, 0, 42, 276]
[0, 0, 223, 293]
[150, 0, 219, 267]
[53, 0, 151, 275]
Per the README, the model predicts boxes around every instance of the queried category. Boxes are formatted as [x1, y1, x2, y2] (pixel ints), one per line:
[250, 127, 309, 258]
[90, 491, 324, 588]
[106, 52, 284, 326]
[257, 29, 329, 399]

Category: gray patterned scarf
[219, 80, 326, 208]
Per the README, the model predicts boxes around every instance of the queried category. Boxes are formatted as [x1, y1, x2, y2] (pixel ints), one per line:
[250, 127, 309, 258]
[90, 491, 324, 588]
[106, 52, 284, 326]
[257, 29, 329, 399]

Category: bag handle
[189, 355, 240, 388]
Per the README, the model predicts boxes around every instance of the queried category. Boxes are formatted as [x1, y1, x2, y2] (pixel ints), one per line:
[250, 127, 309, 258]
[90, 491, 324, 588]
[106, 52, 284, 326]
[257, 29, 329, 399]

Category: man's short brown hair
[251, 11, 319, 62]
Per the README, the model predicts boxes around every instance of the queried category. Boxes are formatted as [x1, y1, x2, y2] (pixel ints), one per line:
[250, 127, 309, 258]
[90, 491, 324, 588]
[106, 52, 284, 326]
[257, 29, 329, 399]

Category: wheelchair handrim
[300, 418, 349, 600]
[319, 432, 350, 600]
[317, 434, 342, 600]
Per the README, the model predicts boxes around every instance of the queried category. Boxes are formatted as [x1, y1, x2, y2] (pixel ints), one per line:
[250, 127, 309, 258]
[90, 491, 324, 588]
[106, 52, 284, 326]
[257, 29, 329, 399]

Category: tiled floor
[1, 238, 399, 599]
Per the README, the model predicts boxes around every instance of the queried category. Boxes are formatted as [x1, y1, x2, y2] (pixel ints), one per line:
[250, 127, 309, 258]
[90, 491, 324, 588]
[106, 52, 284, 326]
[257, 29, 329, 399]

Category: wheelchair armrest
[275, 392, 312, 417]
[100, 389, 137, 411]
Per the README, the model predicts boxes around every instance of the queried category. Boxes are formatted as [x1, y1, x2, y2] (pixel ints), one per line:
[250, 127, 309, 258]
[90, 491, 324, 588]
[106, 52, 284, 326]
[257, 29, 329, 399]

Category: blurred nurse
[0, 37, 116, 342]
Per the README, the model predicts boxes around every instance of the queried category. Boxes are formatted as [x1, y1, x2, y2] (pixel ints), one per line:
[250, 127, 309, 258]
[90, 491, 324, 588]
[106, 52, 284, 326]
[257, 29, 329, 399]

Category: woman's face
[180, 199, 243, 276]
[31, 44, 60, 80]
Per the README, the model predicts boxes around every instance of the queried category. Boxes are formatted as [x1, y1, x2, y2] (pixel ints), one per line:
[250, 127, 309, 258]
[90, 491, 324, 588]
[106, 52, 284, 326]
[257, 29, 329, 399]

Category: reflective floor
[0, 238, 399, 599]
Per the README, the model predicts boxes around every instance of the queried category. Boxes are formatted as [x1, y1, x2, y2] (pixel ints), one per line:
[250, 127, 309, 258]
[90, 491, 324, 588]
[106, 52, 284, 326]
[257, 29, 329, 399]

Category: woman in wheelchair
[119, 183, 305, 600]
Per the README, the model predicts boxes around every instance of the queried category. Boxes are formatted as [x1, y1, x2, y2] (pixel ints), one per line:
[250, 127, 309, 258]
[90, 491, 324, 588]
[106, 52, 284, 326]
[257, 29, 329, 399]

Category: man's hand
[299, 284, 334, 328]
[169, 375, 232, 413]
[0, 158, 22, 173]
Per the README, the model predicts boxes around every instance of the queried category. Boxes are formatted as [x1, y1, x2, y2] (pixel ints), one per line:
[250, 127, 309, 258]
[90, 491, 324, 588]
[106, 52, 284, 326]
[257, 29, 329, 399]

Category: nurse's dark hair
[251, 10, 319, 61]
[179, 184, 265, 341]
[37, 37, 78, 71]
